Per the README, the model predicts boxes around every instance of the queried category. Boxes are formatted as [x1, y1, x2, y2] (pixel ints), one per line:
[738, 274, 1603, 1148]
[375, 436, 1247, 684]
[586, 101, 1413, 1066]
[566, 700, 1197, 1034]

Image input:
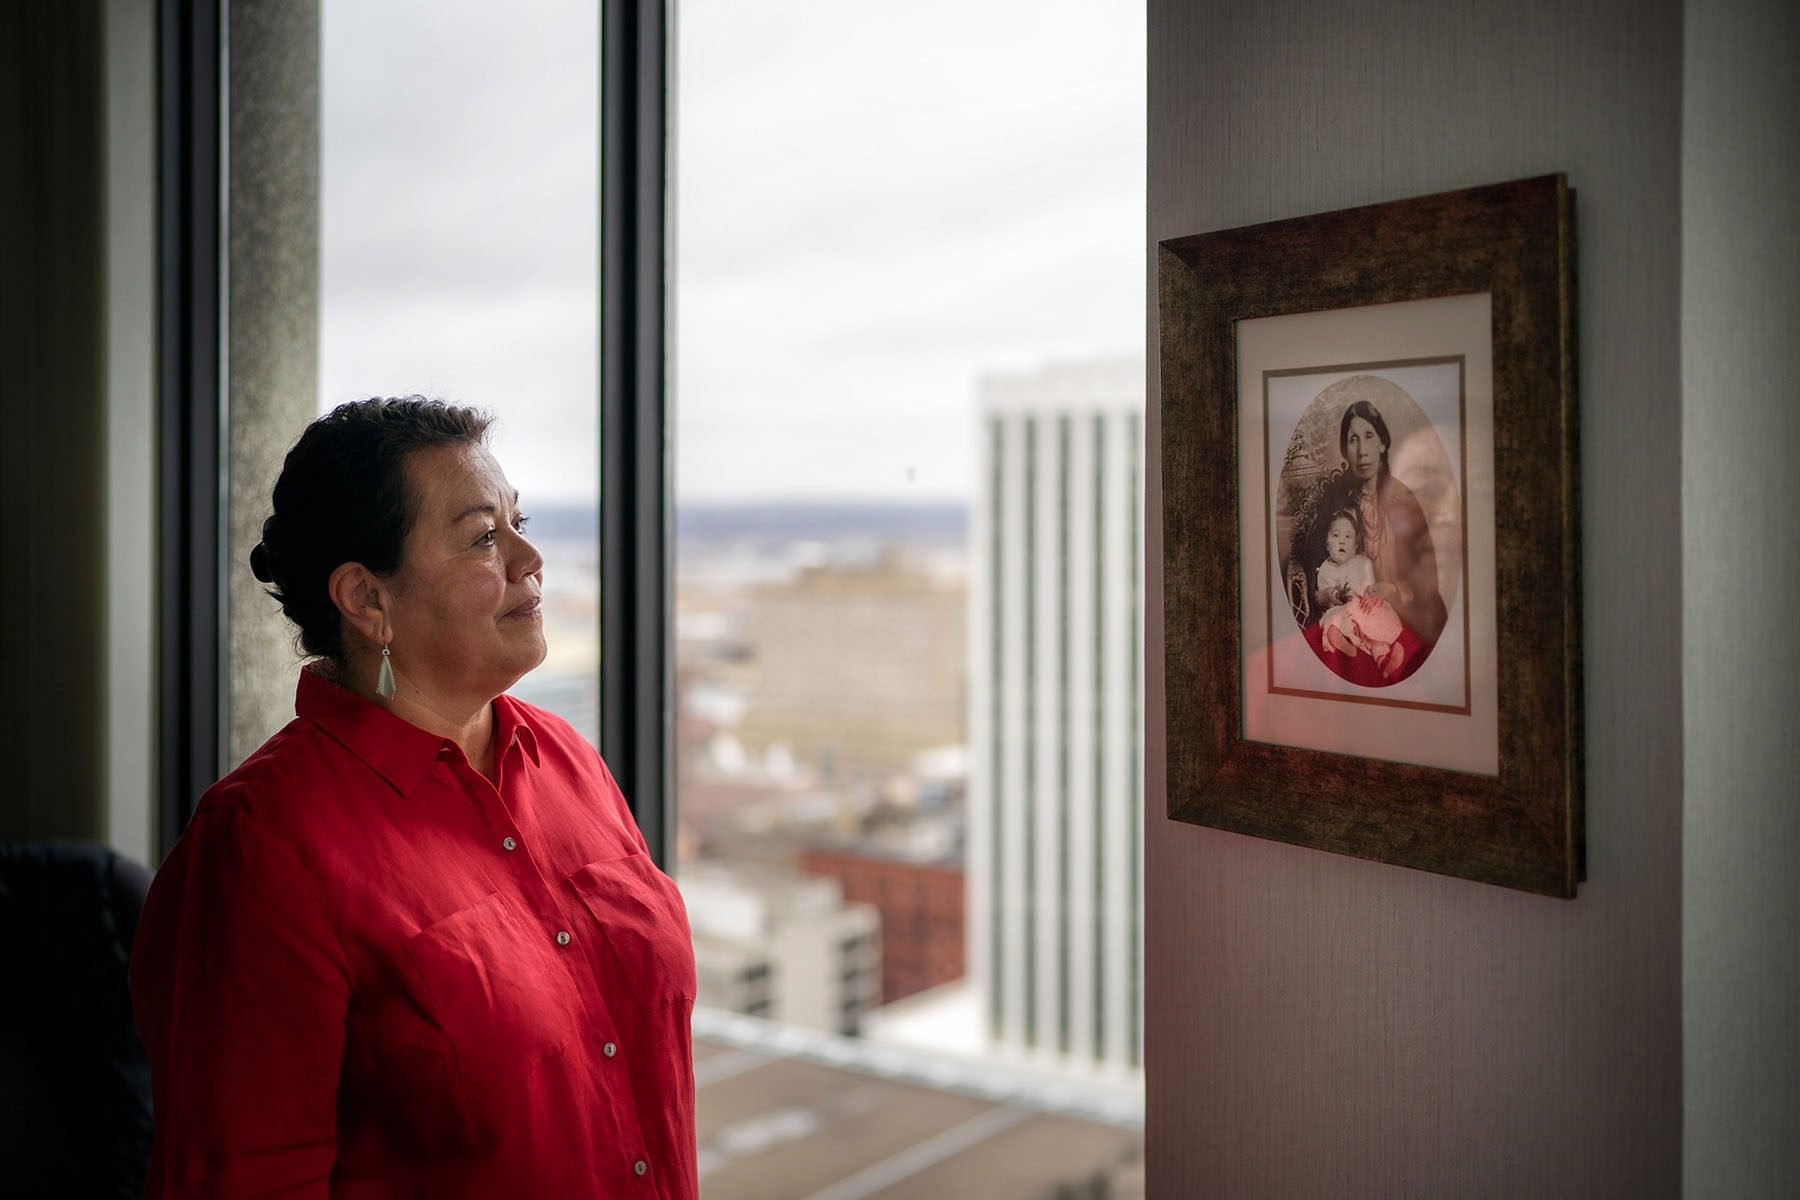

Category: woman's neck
[332, 660, 499, 779]
[387, 691, 497, 775]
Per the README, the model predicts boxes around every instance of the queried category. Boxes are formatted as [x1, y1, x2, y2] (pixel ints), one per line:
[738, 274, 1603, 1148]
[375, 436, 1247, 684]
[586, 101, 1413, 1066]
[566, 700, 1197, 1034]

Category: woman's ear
[327, 562, 389, 646]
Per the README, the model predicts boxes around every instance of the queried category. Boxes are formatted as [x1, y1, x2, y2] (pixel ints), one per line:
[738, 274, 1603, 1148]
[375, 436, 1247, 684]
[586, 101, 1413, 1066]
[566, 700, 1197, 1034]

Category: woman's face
[384, 442, 546, 703]
[1344, 415, 1386, 482]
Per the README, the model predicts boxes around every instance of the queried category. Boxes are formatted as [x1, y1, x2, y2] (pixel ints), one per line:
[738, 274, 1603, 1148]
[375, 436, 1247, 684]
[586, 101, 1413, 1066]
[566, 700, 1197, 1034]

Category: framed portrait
[1158, 175, 1582, 897]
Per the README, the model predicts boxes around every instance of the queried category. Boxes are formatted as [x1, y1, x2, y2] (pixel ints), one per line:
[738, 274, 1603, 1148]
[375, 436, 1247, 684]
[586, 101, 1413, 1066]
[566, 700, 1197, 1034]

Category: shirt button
[556, 930, 571, 946]
[633, 1160, 647, 1177]
[502, 836, 518, 851]
[603, 1041, 617, 1058]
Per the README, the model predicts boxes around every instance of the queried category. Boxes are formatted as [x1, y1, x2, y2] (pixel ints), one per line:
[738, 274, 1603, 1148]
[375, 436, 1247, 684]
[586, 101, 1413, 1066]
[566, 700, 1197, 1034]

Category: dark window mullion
[156, 0, 223, 860]
[600, 0, 671, 866]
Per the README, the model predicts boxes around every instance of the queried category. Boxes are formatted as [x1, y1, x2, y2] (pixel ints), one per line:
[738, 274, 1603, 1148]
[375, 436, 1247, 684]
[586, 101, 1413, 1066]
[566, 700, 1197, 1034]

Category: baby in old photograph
[1314, 509, 1407, 679]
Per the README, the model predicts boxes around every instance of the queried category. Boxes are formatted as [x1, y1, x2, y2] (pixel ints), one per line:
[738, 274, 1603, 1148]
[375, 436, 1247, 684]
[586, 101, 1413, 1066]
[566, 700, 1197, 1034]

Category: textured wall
[1680, 0, 1800, 1193]
[105, 0, 159, 864]
[227, 0, 321, 768]
[1145, 1, 1683, 1194]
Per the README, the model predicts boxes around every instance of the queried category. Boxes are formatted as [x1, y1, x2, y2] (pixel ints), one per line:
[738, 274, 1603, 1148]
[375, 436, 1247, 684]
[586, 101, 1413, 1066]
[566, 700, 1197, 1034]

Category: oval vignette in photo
[1275, 374, 1461, 689]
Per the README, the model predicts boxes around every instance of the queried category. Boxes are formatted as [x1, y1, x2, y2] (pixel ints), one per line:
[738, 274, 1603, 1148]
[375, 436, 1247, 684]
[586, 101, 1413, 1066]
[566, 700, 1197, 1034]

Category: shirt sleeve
[131, 794, 351, 1198]
[585, 743, 654, 858]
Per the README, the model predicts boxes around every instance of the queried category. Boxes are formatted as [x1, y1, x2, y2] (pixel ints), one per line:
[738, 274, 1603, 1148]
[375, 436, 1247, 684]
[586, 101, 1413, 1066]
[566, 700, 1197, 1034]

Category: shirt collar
[492, 692, 542, 769]
[296, 665, 541, 794]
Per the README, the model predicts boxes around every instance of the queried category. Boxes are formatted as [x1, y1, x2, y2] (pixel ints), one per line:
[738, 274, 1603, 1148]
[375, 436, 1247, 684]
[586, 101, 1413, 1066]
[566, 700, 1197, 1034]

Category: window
[190, 3, 1146, 1194]
[223, 2, 600, 763]
[673, 2, 1146, 1194]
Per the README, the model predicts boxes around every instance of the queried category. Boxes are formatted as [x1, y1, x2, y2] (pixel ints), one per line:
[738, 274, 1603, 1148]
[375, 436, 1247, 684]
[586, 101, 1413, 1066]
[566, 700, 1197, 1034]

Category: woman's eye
[475, 514, 528, 547]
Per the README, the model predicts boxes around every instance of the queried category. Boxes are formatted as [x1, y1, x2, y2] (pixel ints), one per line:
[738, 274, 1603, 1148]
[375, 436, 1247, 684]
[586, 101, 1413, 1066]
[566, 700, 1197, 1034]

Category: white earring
[377, 644, 396, 699]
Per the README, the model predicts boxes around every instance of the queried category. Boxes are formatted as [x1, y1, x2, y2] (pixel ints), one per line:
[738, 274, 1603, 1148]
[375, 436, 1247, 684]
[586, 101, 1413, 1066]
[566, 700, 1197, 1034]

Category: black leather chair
[0, 840, 154, 1199]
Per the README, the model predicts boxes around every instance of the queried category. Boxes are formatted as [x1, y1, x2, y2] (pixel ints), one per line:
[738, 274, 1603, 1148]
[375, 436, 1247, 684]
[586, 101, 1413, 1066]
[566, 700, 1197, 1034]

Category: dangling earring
[377, 642, 397, 700]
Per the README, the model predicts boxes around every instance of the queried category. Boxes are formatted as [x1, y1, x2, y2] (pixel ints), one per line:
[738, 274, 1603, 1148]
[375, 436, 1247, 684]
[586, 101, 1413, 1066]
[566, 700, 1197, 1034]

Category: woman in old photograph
[1304, 398, 1448, 684]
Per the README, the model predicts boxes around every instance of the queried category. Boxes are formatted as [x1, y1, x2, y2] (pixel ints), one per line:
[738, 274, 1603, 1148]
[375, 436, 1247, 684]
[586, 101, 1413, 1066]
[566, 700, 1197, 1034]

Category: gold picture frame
[1158, 175, 1582, 897]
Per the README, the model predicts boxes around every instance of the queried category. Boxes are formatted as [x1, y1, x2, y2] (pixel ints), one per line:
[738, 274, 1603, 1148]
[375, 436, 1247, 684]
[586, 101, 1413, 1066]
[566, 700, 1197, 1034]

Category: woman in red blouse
[131, 397, 698, 1198]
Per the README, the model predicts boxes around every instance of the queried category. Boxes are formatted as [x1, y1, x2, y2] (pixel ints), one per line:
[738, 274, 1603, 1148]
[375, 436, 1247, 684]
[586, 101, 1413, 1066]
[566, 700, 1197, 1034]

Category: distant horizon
[514, 494, 975, 512]
[514, 496, 970, 550]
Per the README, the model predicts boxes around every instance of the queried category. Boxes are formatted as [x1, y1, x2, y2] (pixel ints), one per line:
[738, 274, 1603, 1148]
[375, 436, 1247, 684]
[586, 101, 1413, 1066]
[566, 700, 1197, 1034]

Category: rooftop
[694, 1009, 1143, 1199]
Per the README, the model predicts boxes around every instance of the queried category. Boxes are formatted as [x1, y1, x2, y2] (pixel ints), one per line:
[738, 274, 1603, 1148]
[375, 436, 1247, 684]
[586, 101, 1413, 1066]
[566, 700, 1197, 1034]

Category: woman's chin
[476, 634, 548, 694]
[510, 632, 549, 678]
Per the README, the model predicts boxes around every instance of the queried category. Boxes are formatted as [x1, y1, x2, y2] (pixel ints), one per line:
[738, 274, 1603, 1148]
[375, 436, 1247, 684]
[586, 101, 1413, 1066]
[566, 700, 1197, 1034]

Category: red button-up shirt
[131, 667, 698, 1198]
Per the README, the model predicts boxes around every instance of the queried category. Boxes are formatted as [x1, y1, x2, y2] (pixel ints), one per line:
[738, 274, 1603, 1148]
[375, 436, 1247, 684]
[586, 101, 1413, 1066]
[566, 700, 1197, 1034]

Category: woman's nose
[509, 531, 545, 580]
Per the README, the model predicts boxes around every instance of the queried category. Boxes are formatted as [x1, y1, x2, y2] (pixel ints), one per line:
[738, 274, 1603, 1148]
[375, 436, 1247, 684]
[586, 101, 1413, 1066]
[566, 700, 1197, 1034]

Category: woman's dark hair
[1337, 399, 1392, 474]
[249, 396, 492, 663]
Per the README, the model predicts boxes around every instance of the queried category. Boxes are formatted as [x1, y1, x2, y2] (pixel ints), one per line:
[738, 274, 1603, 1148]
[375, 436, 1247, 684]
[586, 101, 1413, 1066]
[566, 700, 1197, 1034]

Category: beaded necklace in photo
[1356, 483, 1386, 561]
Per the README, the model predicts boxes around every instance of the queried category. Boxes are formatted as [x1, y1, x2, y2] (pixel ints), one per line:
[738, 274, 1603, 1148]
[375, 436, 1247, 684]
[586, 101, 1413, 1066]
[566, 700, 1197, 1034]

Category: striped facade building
[968, 357, 1144, 1076]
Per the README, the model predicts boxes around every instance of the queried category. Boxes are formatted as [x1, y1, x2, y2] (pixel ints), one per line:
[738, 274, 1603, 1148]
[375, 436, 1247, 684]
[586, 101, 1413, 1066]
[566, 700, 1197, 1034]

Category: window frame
[600, 0, 674, 867]
[155, 0, 674, 866]
[156, 0, 223, 859]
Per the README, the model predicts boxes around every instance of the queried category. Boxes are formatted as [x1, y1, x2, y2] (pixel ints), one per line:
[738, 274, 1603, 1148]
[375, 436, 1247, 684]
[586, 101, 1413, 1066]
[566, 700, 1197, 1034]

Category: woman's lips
[504, 597, 542, 619]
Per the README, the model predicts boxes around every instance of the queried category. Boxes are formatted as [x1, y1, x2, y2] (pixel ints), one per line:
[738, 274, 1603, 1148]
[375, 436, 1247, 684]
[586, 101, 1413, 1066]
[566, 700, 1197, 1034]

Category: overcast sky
[321, 1, 1144, 505]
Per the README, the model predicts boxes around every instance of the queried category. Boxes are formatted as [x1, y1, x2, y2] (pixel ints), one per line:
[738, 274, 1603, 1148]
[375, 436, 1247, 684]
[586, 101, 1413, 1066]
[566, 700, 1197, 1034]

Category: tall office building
[969, 357, 1144, 1076]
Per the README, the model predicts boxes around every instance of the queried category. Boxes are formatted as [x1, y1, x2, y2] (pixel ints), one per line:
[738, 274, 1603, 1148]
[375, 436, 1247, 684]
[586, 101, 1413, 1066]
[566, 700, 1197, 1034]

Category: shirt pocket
[564, 851, 697, 1005]
[401, 888, 584, 1105]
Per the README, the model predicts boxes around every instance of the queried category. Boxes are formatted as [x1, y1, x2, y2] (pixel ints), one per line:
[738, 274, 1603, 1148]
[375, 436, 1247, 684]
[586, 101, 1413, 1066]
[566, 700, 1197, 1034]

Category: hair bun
[251, 514, 283, 582]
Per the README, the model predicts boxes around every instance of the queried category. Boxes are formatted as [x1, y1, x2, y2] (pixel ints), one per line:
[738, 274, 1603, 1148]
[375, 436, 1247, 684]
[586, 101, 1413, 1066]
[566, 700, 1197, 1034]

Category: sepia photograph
[1237, 294, 1496, 776]
[1268, 360, 1467, 707]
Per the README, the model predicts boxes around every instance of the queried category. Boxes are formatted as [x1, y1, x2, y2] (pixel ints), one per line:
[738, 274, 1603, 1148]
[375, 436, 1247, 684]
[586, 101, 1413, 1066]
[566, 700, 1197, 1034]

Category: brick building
[800, 844, 966, 1005]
